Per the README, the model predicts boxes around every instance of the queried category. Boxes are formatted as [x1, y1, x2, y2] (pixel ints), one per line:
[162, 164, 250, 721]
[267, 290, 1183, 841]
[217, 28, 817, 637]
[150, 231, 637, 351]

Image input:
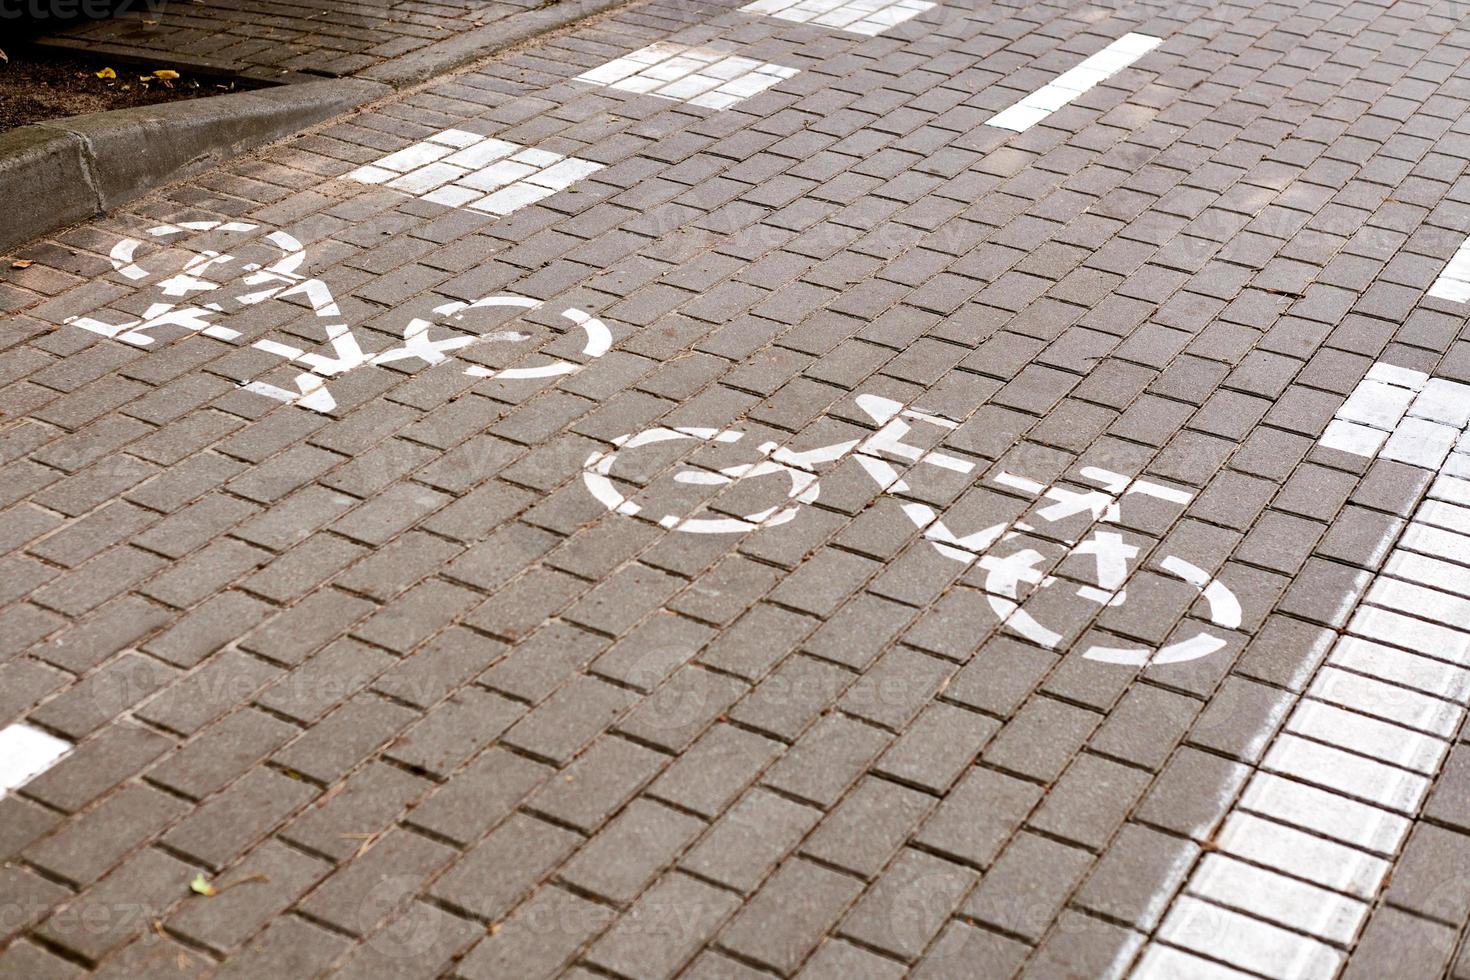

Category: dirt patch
[0, 46, 258, 133]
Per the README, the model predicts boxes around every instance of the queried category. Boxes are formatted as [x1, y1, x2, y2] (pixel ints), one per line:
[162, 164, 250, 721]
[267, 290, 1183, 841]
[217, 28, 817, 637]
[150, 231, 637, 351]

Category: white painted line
[986, 32, 1162, 132]
[1286, 700, 1447, 774]
[1155, 896, 1343, 978]
[574, 42, 799, 108]
[741, 0, 934, 35]
[1133, 946, 1255, 979]
[1132, 362, 1470, 977]
[1317, 365, 1470, 472]
[1215, 813, 1388, 899]
[1429, 237, 1470, 302]
[1308, 664, 1461, 735]
[345, 129, 604, 217]
[1237, 773, 1409, 856]
[1262, 735, 1430, 813]
[1330, 634, 1470, 700]
[1189, 854, 1367, 945]
[0, 723, 71, 794]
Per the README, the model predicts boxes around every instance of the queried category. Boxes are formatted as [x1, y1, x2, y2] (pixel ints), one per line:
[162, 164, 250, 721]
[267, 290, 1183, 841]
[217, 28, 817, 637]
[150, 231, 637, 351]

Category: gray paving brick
[22, 723, 173, 814]
[31, 547, 162, 617]
[0, 866, 72, 946]
[239, 533, 368, 604]
[429, 813, 581, 922]
[526, 733, 667, 833]
[163, 767, 317, 869]
[1074, 823, 1197, 931]
[166, 840, 331, 953]
[25, 782, 190, 887]
[456, 885, 609, 980]
[839, 848, 976, 963]
[963, 831, 1091, 943]
[1342, 907, 1455, 980]
[802, 775, 935, 879]
[0, 940, 84, 980]
[719, 858, 865, 975]
[211, 916, 352, 980]
[729, 653, 853, 742]
[983, 696, 1102, 784]
[407, 745, 551, 847]
[141, 591, 275, 667]
[913, 920, 1030, 980]
[762, 713, 891, 808]
[272, 693, 416, 784]
[387, 687, 523, 778]
[1020, 910, 1142, 980]
[559, 797, 703, 906]
[331, 901, 481, 980]
[563, 561, 685, 636]
[592, 612, 716, 693]
[501, 674, 638, 767]
[1135, 746, 1248, 842]
[700, 602, 818, 680]
[650, 722, 784, 819]
[300, 827, 457, 936]
[281, 761, 434, 862]
[334, 535, 465, 604]
[1028, 752, 1152, 851]
[375, 627, 505, 711]
[617, 663, 750, 753]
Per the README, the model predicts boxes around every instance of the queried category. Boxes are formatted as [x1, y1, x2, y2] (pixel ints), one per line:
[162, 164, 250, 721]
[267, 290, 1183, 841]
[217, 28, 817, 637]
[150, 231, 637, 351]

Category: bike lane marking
[0, 724, 71, 796]
[986, 31, 1163, 133]
[1428, 234, 1470, 302]
[739, 0, 935, 36]
[580, 391, 1242, 668]
[573, 42, 800, 110]
[344, 129, 606, 215]
[63, 222, 616, 414]
[1132, 364, 1470, 979]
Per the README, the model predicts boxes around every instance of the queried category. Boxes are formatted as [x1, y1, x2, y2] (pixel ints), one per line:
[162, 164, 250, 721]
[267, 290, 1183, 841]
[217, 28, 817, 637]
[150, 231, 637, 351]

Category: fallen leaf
[96, 67, 116, 79]
[11, 260, 32, 269]
[0, 48, 8, 63]
[155, 69, 179, 80]
[189, 871, 270, 898]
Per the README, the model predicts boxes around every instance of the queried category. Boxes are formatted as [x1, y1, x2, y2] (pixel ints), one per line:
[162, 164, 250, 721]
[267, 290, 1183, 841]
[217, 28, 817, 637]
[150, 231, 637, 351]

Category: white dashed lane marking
[574, 42, 799, 109]
[1320, 362, 1470, 468]
[346, 129, 605, 215]
[0, 723, 71, 795]
[987, 32, 1162, 132]
[1429, 235, 1470, 302]
[1133, 362, 1470, 979]
[740, 0, 934, 36]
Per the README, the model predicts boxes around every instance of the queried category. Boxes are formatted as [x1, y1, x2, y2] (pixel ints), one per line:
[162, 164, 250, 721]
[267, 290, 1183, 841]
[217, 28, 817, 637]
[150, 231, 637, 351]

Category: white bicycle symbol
[67, 221, 611, 412]
[584, 392, 1241, 666]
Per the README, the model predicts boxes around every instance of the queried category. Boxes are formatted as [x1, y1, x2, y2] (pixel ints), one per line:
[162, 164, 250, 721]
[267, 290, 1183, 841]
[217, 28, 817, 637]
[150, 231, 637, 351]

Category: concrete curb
[2, 0, 640, 252]
[359, 0, 635, 88]
[0, 78, 389, 254]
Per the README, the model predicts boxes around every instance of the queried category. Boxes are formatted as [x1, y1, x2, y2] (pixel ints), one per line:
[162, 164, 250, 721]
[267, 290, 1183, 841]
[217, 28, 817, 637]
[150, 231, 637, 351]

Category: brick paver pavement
[36, 0, 594, 80]
[4, 0, 1470, 976]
